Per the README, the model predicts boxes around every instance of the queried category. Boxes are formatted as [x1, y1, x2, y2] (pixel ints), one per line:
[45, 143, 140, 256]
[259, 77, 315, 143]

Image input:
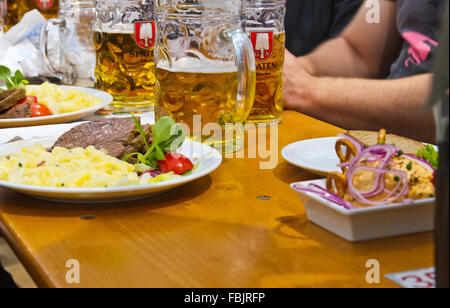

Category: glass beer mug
[93, 0, 156, 112]
[245, 0, 286, 124]
[0, 0, 6, 31]
[40, 1, 96, 86]
[155, 0, 256, 152]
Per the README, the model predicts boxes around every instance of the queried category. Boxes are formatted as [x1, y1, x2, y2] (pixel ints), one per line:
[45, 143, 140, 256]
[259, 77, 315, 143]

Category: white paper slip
[386, 267, 436, 288]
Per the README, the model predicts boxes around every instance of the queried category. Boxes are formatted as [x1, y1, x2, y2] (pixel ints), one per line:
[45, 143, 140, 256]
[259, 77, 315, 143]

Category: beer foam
[100, 24, 135, 34]
[157, 57, 237, 74]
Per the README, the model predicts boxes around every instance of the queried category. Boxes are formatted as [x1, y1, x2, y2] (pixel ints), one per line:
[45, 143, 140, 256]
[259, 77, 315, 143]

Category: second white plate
[282, 137, 341, 176]
[0, 86, 113, 128]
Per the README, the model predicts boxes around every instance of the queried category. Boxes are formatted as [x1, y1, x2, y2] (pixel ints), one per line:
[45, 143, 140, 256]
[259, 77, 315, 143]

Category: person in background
[0, 260, 17, 288]
[284, 0, 446, 143]
[285, 0, 363, 56]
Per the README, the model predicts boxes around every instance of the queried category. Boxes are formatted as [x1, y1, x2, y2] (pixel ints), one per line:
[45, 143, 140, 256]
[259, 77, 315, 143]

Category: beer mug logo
[134, 21, 156, 50]
[251, 31, 274, 61]
[36, 0, 54, 11]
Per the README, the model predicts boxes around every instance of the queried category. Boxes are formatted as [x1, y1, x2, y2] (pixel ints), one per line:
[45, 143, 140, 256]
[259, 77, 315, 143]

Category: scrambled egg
[26, 83, 102, 115]
[0, 144, 140, 188]
[391, 156, 435, 200]
[345, 156, 435, 207]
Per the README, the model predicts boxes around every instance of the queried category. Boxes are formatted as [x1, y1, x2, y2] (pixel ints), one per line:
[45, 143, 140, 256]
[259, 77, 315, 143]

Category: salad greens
[0, 65, 29, 90]
[124, 116, 186, 170]
[417, 144, 439, 169]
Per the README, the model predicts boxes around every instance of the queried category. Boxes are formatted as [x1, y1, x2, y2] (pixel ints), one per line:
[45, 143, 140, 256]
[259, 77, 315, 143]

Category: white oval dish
[0, 137, 222, 203]
[0, 86, 113, 128]
[291, 180, 435, 242]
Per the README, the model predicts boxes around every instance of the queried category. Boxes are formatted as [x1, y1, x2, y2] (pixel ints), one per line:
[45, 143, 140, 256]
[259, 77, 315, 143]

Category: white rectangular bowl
[291, 180, 435, 242]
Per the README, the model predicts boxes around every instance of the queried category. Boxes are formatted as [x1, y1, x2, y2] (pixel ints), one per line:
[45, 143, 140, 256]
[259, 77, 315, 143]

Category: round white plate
[282, 137, 341, 176]
[0, 86, 113, 128]
[0, 137, 222, 203]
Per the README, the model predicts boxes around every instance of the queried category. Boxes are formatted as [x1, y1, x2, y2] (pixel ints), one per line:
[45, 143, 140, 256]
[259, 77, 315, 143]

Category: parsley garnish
[0, 65, 29, 90]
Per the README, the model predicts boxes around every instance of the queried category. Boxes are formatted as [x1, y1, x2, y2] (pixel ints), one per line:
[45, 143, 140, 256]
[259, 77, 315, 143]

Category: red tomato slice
[157, 153, 194, 175]
[30, 102, 52, 117]
[16, 96, 39, 105]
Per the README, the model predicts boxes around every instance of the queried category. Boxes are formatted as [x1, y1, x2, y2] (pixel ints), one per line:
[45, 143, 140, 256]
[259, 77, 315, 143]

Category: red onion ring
[293, 184, 357, 210]
[402, 153, 436, 173]
[338, 134, 365, 153]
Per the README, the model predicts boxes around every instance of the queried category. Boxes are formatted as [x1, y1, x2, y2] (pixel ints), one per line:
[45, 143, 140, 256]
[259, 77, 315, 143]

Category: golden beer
[247, 32, 285, 124]
[4, 0, 19, 30]
[94, 31, 156, 110]
[18, 0, 59, 20]
[156, 65, 246, 149]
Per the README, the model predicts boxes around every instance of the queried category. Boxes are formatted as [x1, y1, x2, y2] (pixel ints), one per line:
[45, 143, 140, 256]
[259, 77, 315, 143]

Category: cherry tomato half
[30, 102, 52, 117]
[157, 153, 194, 175]
[16, 96, 52, 117]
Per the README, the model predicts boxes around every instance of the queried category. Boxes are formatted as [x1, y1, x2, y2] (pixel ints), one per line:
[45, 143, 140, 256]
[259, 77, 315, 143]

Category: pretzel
[378, 129, 387, 144]
[326, 172, 348, 198]
[335, 138, 358, 173]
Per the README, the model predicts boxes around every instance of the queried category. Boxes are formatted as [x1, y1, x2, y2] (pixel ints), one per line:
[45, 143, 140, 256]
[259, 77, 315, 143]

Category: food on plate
[0, 65, 29, 90]
[0, 144, 141, 188]
[347, 130, 426, 154]
[1, 65, 102, 119]
[53, 118, 152, 159]
[0, 117, 196, 188]
[295, 130, 437, 210]
[0, 99, 32, 119]
[25, 82, 102, 115]
[417, 144, 439, 169]
[0, 89, 26, 112]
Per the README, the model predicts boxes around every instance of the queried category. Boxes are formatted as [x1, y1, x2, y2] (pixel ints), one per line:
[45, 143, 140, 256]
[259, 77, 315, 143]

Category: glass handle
[228, 28, 256, 122]
[40, 18, 71, 82]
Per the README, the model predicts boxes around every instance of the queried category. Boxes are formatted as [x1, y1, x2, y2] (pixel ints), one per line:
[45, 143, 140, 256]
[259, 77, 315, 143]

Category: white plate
[0, 86, 113, 128]
[282, 137, 341, 176]
[291, 180, 435, 242]
[0, 137, 222, 203]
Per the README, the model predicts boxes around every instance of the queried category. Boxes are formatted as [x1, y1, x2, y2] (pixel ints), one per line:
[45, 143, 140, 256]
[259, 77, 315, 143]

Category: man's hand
[283, 51, 316, 113]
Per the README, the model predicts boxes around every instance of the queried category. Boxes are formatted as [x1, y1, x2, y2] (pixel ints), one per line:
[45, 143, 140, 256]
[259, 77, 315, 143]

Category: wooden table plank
[0, 111, 434, 288]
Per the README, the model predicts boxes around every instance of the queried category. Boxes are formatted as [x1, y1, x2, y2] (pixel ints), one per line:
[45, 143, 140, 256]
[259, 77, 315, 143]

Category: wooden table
[0, 111, 434, 288]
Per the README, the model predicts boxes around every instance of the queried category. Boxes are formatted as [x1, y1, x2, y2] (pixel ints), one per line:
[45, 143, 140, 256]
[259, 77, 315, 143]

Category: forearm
[298, 37, 375, 78]
[300, 74, 436, 142]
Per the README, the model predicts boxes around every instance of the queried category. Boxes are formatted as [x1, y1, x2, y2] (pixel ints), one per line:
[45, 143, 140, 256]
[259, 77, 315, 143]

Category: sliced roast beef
[0, 89, 26, 112]
[0, 102, 32, 119]
[52, 118, 153, 159]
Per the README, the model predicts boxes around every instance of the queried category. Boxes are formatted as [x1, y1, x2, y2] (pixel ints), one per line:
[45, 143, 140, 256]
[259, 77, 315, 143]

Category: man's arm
[284, 0, 436, 142]
[284, 60, 435, 142]
[300, 0, 402, 78]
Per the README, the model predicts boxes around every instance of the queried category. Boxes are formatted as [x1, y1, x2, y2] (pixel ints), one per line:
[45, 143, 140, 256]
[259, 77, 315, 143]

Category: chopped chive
[18, 163, 23, 168]
[386, 165, 391, 170]
[407, 162, 413, 171]
[394, 176, 400, 182]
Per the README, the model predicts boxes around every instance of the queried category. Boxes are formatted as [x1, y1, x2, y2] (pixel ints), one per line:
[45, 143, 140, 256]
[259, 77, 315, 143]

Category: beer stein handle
[228, 29, 256, 121]
[40, 18, 74, 83]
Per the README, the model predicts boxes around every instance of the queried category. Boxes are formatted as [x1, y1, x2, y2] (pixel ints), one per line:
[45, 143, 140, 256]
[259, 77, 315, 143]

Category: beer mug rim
[245, 0, 286, 9]
[156, 1, 243, 18]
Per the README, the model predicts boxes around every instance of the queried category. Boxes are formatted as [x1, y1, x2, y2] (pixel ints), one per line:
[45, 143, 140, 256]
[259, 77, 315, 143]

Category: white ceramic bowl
[291, 180, 435, 242]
